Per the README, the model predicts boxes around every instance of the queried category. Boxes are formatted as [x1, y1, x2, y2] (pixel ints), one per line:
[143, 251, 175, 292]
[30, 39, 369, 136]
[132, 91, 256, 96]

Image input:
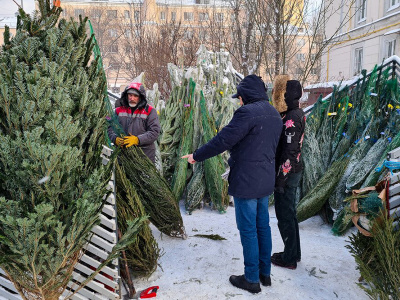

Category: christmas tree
[0, 1, 144, 299]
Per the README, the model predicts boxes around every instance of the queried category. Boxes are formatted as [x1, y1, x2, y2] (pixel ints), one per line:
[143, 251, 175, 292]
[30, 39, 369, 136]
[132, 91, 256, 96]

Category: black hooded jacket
[275, 80, 306, 190]
[193, 75, 282, 198]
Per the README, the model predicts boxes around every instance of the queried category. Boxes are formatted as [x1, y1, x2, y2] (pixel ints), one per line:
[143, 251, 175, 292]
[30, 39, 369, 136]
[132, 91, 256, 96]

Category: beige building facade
[321, 0, 400, 81]
[0, 17, 17, 46]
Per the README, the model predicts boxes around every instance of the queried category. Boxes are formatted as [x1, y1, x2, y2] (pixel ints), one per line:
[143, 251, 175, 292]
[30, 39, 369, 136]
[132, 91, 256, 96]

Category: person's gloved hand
[115, 137, 124, 147]
[123, 135, 139, 148]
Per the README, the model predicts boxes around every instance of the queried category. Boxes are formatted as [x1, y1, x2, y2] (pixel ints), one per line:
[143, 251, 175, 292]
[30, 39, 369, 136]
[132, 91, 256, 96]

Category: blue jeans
[234, 196, 272, 283]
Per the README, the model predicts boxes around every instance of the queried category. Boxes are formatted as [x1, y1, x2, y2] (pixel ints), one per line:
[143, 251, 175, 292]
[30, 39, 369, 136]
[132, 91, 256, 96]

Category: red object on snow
[139, 286, 159, 299]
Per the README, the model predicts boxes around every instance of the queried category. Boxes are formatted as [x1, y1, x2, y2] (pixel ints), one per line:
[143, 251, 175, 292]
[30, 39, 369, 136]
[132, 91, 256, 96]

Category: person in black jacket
[271, 78, 306, 270]
[182, 75, 282, 294]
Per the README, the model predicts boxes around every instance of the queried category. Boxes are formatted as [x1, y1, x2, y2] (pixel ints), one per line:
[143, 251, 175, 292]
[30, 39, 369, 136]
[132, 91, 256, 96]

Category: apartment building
[59, 0, 317, 92]
[321, 0, 400, 81]
[0, 17, 17, 46]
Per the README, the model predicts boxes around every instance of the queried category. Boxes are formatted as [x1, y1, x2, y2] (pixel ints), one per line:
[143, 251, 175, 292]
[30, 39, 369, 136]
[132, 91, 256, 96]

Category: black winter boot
[259, 274, 271, 286]
[229, 275, 261, 294]
[271, 254, 297, 270]
[272, 251, 301, 262]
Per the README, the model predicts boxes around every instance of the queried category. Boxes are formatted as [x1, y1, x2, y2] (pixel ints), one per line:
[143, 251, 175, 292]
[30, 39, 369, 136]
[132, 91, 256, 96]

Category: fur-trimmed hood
[272, 74, 290, 113]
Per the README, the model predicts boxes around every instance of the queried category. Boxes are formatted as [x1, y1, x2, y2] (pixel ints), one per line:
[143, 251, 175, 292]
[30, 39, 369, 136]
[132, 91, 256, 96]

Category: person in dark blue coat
[182, 74, 282, 294]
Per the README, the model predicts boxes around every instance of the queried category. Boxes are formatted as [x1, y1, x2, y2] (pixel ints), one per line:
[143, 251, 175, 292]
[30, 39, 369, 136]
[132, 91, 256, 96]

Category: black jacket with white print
[275, 80, 306, 191]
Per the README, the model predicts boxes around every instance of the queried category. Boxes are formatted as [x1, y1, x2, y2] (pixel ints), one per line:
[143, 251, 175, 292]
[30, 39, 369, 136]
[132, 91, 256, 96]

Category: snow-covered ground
[133, 202, 368, 300]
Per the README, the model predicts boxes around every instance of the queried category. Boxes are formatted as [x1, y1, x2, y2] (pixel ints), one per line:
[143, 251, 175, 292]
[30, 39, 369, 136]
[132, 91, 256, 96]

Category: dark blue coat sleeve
[193, 107, 250, 162]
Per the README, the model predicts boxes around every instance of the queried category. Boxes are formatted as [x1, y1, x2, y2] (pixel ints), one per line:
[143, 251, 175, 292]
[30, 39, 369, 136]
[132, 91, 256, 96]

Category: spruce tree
[0, 1, 144, 299]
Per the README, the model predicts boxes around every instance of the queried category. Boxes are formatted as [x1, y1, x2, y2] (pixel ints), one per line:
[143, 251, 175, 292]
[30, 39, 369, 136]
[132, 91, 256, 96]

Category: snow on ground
[133, 202, 368, 300]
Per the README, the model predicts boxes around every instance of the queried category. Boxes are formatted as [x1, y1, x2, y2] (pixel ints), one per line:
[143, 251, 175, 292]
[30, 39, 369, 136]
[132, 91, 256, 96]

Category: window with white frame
[109, 29, 118, 38]
[354, 47, 363, 75]
[134, 10, 140, 22]
[199, 31, 208, 40]
[385, 39, 396, 58]
[389, 0, 400, 10]
[184, 31, 193, 39]
[356, 0, 366, 23]
[124, 30, 132, 38]
[296, 53, 305, 61]
[215, 13, 224, 22]
[297, 39, 305, 47]
[107, 10, 117, 18]
[184, 12, 194, 21]
[199, 12, 209, 21]
[171, 11, 176, 21]
[160, 11, 166, 20]
[109, 45, 118, 53]
[91, 9, 101, 18]
[124, 10, 130, 19]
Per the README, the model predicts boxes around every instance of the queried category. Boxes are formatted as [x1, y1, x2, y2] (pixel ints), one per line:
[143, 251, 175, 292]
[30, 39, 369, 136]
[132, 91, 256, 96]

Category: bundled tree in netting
[158, 45, 238, 214]
[171, 79, 195, 201]
[116, 148, 186, 238]
[0, 2, 145, 299]
[199, 92, 229, 213]
[299, 61, 400, 224]
[115, 163, 160, 277]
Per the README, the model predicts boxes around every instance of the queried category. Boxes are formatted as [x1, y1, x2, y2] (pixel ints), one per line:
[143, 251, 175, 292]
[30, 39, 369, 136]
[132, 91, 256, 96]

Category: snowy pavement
[133, 202, 368, 300]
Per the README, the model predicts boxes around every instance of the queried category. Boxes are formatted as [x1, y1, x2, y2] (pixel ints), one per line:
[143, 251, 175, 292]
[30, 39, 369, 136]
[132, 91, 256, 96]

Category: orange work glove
[115, 137, 124, 147]
[123, 135, 139, 148]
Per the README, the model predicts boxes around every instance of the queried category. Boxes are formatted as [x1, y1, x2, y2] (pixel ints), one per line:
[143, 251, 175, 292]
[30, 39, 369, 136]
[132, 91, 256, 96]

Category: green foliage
[117, 147, 186, 238]
[0, 2, 140, 299]
[300, 62, 400, 222]
[346, 213, 400, 299]
[115, 163, 160, 277]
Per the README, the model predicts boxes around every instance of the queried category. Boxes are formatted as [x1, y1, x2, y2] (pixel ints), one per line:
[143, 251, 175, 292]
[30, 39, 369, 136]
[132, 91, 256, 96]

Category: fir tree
[0, 1, 144, 299]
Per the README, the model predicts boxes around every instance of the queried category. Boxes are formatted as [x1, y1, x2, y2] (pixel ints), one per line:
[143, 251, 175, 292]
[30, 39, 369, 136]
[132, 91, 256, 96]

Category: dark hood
[118, 83, 147, 110]
[233, 74, 269, 104]
[284, 80, 302, 110]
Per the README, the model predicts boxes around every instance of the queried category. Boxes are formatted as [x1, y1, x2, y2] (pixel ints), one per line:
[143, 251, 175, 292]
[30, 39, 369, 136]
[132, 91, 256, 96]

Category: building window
[199, 12, 209, 21]
[215, 13, 224, 22]
[124, 10, 130, 19]
[389, 0, 400, 10]
[385, 39, 396, 58]
[296, 53, 305, 61]
[91, 9, 101, 18]
[184, 12, 194, 21]
[134, 10, 140, 22]
[160, 11, 166, 20]
[109, 45, 119, 53]
[354, 47, 363, 75]
[296, 68, 303, 75]
[124, 30, 132, 38]
[109, 29, 118, 38]
[62, 8, 67, 17]
[310, 68, 318, 75]
[297, 39, 305, 47]
[310, 54, 316, 61]
[184, 31, 193, 39]
[107, 10, 117, 18]
[74, 9, 84, 17]
[171, 11, 176, 21]
[356, 0, 366, 23]
[199, 31, 208, 40]
[195, 0, 210, 3]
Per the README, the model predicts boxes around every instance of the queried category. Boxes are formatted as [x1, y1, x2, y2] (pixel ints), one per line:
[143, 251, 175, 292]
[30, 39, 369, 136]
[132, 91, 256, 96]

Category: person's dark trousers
[274, 171, 302, 264]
